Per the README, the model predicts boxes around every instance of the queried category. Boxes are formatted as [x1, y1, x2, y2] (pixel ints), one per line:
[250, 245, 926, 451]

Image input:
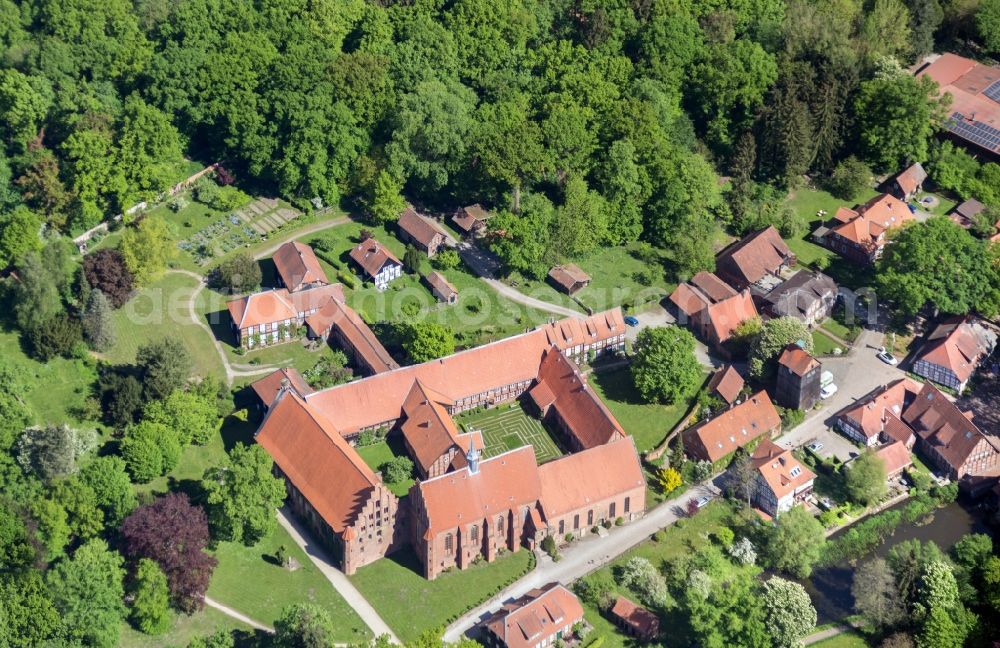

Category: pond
[802, 499, 993, 624]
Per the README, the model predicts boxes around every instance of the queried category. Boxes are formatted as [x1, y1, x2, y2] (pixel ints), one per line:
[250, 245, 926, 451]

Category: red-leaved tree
[120, 492, 217, 613]
[83, 248, 135, 308]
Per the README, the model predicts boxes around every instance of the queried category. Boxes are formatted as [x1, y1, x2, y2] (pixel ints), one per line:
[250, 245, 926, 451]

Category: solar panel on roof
[985, 79, 1000, 103]
[947, 113, 1000, 152]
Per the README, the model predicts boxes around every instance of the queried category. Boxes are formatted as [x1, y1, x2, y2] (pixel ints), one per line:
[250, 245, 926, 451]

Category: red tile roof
[875, 441, 913, 476]
[904, 382, 999, 475]
[349, 238, 402, 278]
[778, 345, 820, 377]
[251, 367, 314, 406]
[751, 439, 815, 500]
[839, 378, 923, 443]
[400, 381, 464, 474]
[668, 283, 710, 317]
[715, 226, 792, 286]
[705, 290, 758, 343]
[272, 241, 327, 291]
[548, 264, 591, 293]
[398, 207, 447, 248]
[916, 54, 1000, 155]
[255, 390, 384, 534]
[303, 309, 625, 435]
[707, 365, 744, 405]
[452, 204, 492, 233]
[686, 391, 781, 462]
[691, 271, 737, 302]
[484, 584, 584, 648]
[426, 271, 457, 300]
[413, 446, 542, 536]
[530, 348, 625, 449]
[538, 437, 643, 518]
[305, 298, 398, 374]
[830, 194, 915, 251]
[916, 316, 994, 384]
[226, 284, 346, 330]
[610, 597, 659, 639]
[895, 163, 927, 196]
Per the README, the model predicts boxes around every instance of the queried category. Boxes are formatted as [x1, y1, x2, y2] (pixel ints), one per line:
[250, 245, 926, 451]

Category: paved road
[204, 597, 273, 633]
[776, 327, 907, 459]
[276, 508, 401, 643]
[442, 482, 721, 642]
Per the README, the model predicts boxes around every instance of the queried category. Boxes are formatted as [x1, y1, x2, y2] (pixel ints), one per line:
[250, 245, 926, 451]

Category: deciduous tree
[83, 248, 135, 307]
[764, 505, 826, 577]
[120, 493, 217, 613]
[853, 557, 907, 632]
[748, 318, 813, 379]
[845, 449, 889, 506]
[855, 75, 945, 172]
[274, 603, 339, 648]
[120, 420, 181, 483]
[136, 339, 193, 401]
[83, 289, 116, 351]
[120, 216, 177, 285]
[143, 389, 221, 446]
[80, 456, 138, 526]
[631, 327, 702, 405]
[130, 558, 171, 635]
[214, 252, 261, 295]
[47, 539, 127, 648]
[403, 322, 456, 363]
[202, 444, 286, 545]
[762, 577, 817, 648]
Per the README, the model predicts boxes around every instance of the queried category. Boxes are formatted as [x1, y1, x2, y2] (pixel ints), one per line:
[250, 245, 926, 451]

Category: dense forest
[0, 0, 998, 279]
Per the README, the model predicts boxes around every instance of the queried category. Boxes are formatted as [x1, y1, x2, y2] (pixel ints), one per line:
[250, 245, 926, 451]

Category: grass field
[119, 606, 254, 648]
[350, 547, 534, 643]
[207, 519, 372, 643]
[508, 243, 675, 314]
[356, 438, 416, 497]
[820, 316, 859, 342]
[811, 632, 872, 647]
[589, 368, 702, 453]
[106, 272, 226, 380]
[456, 402, 563, 464]
[813, 330, 844, 356]
[0, 328, 103, 429]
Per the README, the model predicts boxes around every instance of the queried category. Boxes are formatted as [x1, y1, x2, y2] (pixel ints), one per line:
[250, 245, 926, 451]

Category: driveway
[624, 303, 721, 370]
[442, 481, 722, 642]
[776, 327, 908, 454]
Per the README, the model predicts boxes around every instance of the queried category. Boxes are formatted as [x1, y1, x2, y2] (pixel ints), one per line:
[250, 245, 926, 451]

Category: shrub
[565, 533, 575, 543]
[653, 530, 667, 542]
[432, 249, 461, 270]
[602, 520, 612, 529]
[617, 556, 668, 606]
[713, 527, 735, 547]
[615, 517, 624, 526]
[541, 535, 559, 560]
[379, 456, 414, 484]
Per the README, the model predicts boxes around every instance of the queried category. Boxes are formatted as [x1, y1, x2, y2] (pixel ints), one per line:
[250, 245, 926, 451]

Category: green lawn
[506, 243, 675, 314]
[356, 438, 416, 497]
[119, 606, 253, 648]
[820, 316, 858, 342]
[207, 520, 372, 643]
[914, 190, 958, 218]
[812, 330, 844, 356]
[0, 329, 103, 429]
[106, 272, 226, 380]
[811, 632, 872, 647]
[589, 368, 702, 453]
[350, 547, 534, 643]
[456, 402, 563, 464]
[307, 222, 552, 342]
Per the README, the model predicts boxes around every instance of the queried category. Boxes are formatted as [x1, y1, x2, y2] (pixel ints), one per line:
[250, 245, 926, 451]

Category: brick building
[481, 583, 584, 648]
[398, 207, 448, 257]
[912, 316, 996, 392]
[775, 344, 822, 410]
[684, 391, 782, 464]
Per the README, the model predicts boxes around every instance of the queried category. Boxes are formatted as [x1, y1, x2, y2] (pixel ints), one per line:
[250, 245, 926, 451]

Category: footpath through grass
[107, 272, 225, 380]
[350, 547, 534, 643]
[589, 368, 700, 453]
[811, 632, 872, 648]
[119, 606, 253, 648]
[208, 519, 372, 643]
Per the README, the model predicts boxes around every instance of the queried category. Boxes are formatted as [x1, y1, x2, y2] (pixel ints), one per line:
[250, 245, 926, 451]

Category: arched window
[445, 533, 453, 552]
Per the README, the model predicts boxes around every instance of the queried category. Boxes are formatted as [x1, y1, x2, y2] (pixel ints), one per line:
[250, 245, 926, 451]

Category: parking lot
[797, 426, 862, 463]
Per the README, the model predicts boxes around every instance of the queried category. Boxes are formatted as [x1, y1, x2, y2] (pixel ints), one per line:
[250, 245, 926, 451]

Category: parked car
[818, 497, 834, 510]
[624, 315, 639, 327]
[876, 350, 898, 365]
[820, 383, 839, 399]
[694, 496, 711, 509]
[808, 441, 824, 452]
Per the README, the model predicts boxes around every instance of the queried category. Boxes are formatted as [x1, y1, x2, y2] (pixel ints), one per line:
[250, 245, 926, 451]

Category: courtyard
[456, 402, 563, 464]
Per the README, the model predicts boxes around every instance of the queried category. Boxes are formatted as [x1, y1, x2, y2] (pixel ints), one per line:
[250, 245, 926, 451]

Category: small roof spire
[466, 438, 480, 474]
